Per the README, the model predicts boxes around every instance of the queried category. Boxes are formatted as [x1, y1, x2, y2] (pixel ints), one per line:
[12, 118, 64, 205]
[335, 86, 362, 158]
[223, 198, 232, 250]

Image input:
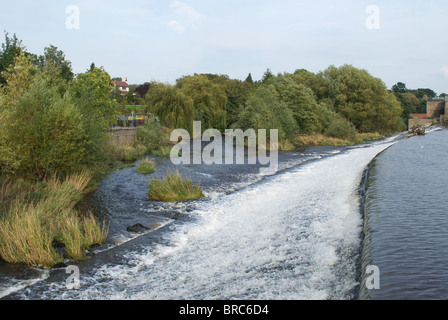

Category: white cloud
[441, 66, 448, 78]
[170, 1, 204, 21]
[167, 20, 185, 33]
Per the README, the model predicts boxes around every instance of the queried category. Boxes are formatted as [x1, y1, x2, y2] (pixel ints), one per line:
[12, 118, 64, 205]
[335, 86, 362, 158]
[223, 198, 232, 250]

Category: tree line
[1, 31, 443, 178]
[143, 66, 427, 145]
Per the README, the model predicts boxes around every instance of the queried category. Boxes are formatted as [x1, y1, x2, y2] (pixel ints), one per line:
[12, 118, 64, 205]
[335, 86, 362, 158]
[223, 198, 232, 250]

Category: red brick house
[114, 78, 129, 95]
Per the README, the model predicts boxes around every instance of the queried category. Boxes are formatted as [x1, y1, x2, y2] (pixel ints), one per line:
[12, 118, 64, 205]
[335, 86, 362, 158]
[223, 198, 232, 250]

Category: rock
[407, 125, 426, 137]
[126, 223, 150, 233]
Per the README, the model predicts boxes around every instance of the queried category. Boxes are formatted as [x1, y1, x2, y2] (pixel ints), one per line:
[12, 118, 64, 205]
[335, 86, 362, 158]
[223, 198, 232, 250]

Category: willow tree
[145, 83, 194, 134]
[178, 75, 227, 132]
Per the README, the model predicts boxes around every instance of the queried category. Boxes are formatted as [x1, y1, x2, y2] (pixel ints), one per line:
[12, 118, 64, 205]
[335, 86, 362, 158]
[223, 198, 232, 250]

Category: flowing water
[1, 129, 444, 300]
[359, 127, 448, 300]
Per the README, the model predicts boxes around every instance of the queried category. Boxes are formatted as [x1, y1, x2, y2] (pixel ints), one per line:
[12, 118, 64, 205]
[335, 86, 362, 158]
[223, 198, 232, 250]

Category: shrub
[137, 118, 173, 154]
[148, 171, 204, 202]
[324, 115, 358, 139]
[136, 158, 156, 174]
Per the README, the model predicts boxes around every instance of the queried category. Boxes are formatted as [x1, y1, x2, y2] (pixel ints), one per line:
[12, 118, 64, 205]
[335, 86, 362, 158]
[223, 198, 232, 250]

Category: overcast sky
[1, 0, 447, 94]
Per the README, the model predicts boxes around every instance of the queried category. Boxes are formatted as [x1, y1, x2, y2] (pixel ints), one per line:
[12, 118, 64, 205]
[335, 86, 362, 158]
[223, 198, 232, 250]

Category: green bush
[137, 118, 173, 155]
[324, 115, 357, 139]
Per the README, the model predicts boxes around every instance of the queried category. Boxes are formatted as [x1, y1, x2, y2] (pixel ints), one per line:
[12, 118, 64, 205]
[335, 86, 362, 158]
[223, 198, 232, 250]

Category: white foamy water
[26, 139, 397, 301]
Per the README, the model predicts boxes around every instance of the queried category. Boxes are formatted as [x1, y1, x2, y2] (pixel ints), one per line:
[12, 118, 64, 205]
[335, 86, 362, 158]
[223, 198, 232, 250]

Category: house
[114, 78, 130, 95]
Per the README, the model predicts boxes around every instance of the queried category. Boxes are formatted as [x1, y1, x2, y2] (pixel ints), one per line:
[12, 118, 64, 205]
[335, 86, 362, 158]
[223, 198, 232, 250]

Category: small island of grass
[136, 158, 156, 174]
[148, 171, 205, 202]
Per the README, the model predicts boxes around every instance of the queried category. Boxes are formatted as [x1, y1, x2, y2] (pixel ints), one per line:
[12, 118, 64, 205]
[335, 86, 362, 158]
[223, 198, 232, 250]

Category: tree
[293, 69, 331, 101]
[0, 53, 94, 177]
[35, 45, 74, 83]
[321, 64, 405, 133]
[261, 68, 275, 84]
[236, 85, 297, 141]
[0, 32, 23, 85]
[196, 74, 252, 128]
[88, 62, 96, 72]
[178, 75, 227, 132]
[145, 83, 194, 134]
[244, 73, 254, 85]
[134, 82, 152, 98]
[271, 74, 323, 134]
[68, 66, 118, 131]
[392, 82, 407, 93]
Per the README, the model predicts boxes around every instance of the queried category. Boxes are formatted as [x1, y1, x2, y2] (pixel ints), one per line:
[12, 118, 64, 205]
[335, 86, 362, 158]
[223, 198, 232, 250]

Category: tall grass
[296, 132, 383, 146]
[136, 158, 156, 174]
[105, 144, 148, 162]
[0, 172, 108, 267]
[148, 171, 205, 202]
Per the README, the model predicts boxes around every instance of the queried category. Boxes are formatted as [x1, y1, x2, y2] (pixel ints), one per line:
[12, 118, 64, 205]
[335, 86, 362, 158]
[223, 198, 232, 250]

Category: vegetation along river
[1, 128, 446, 300]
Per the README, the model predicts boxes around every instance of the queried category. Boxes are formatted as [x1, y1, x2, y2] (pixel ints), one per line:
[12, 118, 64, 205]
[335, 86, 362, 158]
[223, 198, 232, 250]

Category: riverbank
[0, 172, 108, 268]
[296, 132, 384, 146]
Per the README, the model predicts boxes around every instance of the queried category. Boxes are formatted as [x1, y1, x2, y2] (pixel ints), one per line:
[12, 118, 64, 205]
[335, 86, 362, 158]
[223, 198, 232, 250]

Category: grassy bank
[296, 132, 384, 146]
[0, 172, 108, 268]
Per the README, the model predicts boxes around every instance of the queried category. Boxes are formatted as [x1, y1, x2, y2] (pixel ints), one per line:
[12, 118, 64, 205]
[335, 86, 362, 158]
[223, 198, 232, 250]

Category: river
[0, 129, 445, 300]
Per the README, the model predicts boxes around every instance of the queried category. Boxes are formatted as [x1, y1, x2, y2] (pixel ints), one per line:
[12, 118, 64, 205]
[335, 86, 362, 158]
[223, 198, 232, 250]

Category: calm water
[360, 127, 448, 300]
[1, 129, 446, 300]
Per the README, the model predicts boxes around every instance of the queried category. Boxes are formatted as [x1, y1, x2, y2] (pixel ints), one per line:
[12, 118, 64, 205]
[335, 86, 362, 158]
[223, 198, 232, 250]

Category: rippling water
[360, 128, 448, 300]
[1, 135, 402, 300]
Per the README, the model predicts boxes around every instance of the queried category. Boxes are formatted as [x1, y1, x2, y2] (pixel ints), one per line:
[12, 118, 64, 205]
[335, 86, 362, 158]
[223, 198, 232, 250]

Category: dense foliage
[0, 35, 119, 179]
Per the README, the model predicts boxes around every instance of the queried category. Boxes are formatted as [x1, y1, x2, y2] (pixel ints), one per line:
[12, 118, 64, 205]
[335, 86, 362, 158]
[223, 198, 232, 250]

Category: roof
[114, 81, 129, 87]
[410, 114, 427, 119]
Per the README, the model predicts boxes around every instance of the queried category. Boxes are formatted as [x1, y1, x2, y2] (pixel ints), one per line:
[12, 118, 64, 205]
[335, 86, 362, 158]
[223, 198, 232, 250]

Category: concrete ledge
[107, 127, 138, 146]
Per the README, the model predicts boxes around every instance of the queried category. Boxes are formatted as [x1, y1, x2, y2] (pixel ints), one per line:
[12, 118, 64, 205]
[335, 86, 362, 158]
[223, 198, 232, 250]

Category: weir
[1, 136, 399, 300]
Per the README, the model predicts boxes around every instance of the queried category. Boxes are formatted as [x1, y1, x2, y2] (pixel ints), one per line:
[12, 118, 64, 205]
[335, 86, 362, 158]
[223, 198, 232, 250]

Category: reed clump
[0, 172, 108, 268]
[136, 158, 156, 174]
[148, 171, 204, 202]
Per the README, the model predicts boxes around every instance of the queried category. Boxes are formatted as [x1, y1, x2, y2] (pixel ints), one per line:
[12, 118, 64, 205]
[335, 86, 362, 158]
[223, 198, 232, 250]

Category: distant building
[114, 78, 130, 95]
[409, 96, 448, 129]
[426, 97, 447, 119]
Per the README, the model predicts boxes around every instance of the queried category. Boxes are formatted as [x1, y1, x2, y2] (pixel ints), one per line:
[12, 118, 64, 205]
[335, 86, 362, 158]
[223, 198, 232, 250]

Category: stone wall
[426, 100, 445, 118]
[408, 118, 435, 129]
[107, 127, 138, 147]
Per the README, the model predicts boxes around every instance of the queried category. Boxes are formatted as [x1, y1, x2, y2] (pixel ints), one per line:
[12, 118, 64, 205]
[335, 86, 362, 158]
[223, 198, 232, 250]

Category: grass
[148, 171, 205, 202]
[296, 132, 384, 146]
[0, 172, 108, 268]
[106, 144, 148, 162]
[152, 145, 173, 157]
[136, 158, 156, 174]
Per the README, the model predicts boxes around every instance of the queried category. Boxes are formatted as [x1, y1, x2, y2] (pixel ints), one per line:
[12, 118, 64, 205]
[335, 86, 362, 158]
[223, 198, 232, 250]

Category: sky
[1, 0, 447, 94]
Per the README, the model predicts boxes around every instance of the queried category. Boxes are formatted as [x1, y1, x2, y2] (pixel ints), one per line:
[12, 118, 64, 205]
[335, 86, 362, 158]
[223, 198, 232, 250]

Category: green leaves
[68, 66, 118, 132]
[145, 83, 194, 134]
[322, 64, 406, 133]
[0, 53, 116, 178]
[179, 75, 228, 132]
